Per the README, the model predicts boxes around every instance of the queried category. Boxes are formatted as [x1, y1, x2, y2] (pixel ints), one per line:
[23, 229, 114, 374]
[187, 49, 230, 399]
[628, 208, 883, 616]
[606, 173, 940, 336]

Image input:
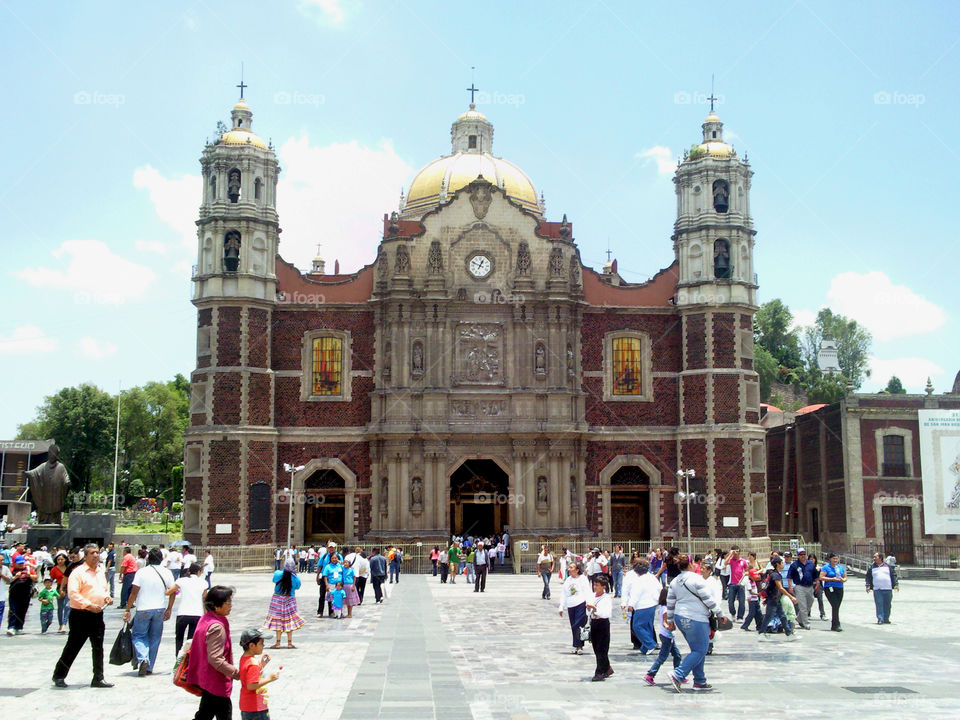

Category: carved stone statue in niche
[411, 341, 424, 376]
[569, 257, 581, 285]
[383, 340, 392, 378]
[380, 477, 389, 516]
[469, 181, 493, 219]
[559, 213, 571, 239]
[535, 342, 546, 375]
[570, 476, 578, 509]
[537, 476, 548, 505]
[386, 211, 399, 238]
[566, 343, 575, 378]
[428, 240, 443, 274]
[515, 242, 532, 276]
[410, 477, 423, 513]
[227, 169, 241, 203]
[395, 244, 410, 274]
[549, 247, 564, 277]
[377, 246, 389, 279]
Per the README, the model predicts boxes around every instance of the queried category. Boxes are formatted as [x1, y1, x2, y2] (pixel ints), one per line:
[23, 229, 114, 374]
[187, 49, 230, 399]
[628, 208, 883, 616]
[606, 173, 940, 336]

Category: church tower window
[712, 179, 729, 213]
[209, 175, 217, 203]
[254, 177, 262, 200]
[312, 336, 343, 395]
[223, 231, 241, 272]
[468, 135, 477, 149]
[714, 238, 731, 279]
[612, 337, 643, 395]
[228, 168, 241, 203]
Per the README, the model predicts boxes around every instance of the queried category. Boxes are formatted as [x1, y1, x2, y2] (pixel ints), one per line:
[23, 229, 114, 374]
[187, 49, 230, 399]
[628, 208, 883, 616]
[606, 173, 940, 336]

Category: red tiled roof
[760, 403, 783, 413]
[581, 261, 678, 307]
[794, 403, 827, 415]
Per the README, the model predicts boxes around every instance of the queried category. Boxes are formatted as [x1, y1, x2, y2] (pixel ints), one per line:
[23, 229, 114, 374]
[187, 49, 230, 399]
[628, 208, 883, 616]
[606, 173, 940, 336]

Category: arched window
[254, 177, 262, 200]
[209, 175, 217, 203]
[312, 336, 343, 395]
[712, 179, 729, 213]
[223, 231, 241, 272]
[612, 337, 643, 395]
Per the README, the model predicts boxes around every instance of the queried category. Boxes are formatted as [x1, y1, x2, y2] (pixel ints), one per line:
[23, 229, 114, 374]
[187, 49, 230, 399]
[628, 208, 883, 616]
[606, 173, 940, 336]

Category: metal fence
[849, 543, 958, 568]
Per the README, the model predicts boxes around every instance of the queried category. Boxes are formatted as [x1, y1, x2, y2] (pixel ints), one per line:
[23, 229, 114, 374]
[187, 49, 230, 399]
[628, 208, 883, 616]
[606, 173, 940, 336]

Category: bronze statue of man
[24, 444, 71, 524]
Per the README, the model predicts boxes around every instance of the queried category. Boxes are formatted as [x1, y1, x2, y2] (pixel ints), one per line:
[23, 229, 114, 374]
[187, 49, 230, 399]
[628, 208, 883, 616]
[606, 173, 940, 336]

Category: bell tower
[672, 105, 765, 540]
[184, 90, 281, 549]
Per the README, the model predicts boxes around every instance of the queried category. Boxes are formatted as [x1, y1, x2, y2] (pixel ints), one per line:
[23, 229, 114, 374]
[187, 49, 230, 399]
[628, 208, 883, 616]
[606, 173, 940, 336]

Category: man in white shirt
[180, 546, 197, 570]
[122, 548, 175, 676]
[164, 548, 183, 580]
[307, 547, 318, 573]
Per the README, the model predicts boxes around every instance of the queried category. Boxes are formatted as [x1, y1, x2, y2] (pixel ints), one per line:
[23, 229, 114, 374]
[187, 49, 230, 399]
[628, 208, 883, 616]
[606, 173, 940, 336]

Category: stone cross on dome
[466, 82, 479, 105]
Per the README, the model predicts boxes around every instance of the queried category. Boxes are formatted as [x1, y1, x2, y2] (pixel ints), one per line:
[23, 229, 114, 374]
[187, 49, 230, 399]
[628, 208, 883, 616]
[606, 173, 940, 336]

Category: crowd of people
[431, 533, 508, 592]
[548, 544, 900, 689]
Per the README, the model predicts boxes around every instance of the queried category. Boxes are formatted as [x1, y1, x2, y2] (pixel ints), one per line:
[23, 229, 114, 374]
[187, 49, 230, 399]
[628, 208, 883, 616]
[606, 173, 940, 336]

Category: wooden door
[881, 506, 913, 564]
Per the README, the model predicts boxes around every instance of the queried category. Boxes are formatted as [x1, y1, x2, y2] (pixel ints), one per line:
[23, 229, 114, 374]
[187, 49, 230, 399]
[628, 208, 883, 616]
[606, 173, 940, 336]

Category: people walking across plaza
[6, 554, 36, 634]
[38, 577, 59, 633]
[866, 552, 899, 624]
[740, 566, 763, 631]
[809, 554, 826, 620]
[203, 550, 216, 589]
[626, 559, 661, 654]
[164, 545, 183, 580]
[266, 559, 304, 647]
[123, 547, 176, 676]
[819, 553, 847, 631]
[119, 546, 139, 609]
[52, 543, 114, 688]
[438, 543, 450, 583]
[0, 554, 11, 627]
[464, 546, 476, 584]
[447, 542, 461, 584]
[788, 548, 817, 629]
[474, 541, 488, 592]
[103, 542, 116, 599]
[585, 575, 613, 681]
[49, 552, 70, 633]
[388, 546, 402, 583]
[430, 546, 440, 576]
[369, 547, 388, 603]
[725, 546, 748, 621]
[759, 556, 797, 640]
[167, 562, 206, 656]
[187, 586, 239, 720]
[558, 559, 589, 654]
[537, 546, 555, 599]
[644, 588, 684, 686]
[664, 554, 719, 692]
[331, 581, 346, 619]
[610, 545, 626, 598]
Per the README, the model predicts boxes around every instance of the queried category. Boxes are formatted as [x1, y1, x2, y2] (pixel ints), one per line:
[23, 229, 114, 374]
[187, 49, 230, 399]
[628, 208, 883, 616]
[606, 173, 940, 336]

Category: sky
[1, 0, 958, 438]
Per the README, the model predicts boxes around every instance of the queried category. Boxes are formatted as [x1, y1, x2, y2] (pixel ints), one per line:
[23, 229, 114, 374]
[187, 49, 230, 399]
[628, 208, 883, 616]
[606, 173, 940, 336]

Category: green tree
[800, 308, 872, 389]
[884, 376, 907, 394]
[754, 299, 803, 370]
[806, 373, 849, 404]
[15, 384, 116, 494]
[119, 378, 188, 501]
[754, 345, 779, 401]
[128, 478, 146, 499]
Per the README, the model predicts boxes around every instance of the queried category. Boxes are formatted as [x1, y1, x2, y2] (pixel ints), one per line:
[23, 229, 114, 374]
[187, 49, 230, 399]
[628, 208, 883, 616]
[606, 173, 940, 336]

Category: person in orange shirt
[119, 546, 139, 608]
[51, 543, 114, 688]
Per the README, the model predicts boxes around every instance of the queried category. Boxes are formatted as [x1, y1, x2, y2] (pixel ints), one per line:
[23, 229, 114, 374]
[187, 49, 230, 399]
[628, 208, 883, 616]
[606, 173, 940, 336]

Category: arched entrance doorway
[449, 459, 509, 537]
[304, 468, 345, 543]
[609, 465, 651, 540]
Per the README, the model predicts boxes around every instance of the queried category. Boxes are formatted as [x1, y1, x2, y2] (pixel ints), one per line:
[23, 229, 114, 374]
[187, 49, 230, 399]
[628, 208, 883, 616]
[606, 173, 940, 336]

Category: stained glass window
[612, 336, 643, 395]
[312, 336, 342, 395]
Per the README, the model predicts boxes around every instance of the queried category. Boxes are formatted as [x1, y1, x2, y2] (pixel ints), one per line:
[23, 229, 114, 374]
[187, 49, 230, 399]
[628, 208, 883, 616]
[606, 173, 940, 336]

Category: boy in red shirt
[239, 628, 279, 720]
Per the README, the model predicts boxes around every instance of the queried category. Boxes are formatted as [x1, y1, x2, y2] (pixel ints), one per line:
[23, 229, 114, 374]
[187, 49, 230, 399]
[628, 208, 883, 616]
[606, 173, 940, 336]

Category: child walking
[239, 627, 279, 720]
[38, 577, 58, 634]
[585, 576, 613, 682]
[740, 568, 763, 631]
[644, 588, 684, 686]
[331, 581, 347, 619]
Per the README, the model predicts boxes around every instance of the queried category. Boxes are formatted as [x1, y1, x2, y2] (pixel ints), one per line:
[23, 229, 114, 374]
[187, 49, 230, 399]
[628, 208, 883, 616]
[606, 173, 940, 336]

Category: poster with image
[918, 409, 960, 534]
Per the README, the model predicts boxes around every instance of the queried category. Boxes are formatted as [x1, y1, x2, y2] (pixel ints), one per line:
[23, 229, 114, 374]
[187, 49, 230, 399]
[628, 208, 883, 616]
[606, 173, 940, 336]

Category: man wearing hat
[788, 548, 817, 629]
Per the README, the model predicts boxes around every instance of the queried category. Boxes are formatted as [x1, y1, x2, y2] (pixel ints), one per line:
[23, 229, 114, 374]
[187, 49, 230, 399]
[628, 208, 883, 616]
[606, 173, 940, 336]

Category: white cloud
[14, 239, 156, 304]
[868, 356, 944, 392]
[275, 135, 413, 272]
[790, 308, 818, 331]
[77, 336, 118, 360]
[0, 325, 59, 355]
[135, 239, 170, 255]
[298, 0, 346, 26]
[636, 145, 675, 176]
[826, 271, 948, 342]
[133, 165, 201, 251]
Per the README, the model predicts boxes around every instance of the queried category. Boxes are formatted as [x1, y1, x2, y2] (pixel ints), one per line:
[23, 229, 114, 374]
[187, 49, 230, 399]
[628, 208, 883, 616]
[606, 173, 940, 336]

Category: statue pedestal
[23, 513, 116, 550]
[27, 524, 71, 549]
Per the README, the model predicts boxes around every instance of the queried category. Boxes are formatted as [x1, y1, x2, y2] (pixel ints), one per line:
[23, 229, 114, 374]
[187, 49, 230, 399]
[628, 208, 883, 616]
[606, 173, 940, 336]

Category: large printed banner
[918, 409, 960, 534]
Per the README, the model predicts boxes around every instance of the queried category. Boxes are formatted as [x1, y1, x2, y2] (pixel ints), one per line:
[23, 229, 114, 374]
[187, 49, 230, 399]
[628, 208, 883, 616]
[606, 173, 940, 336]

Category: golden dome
[457, 106, 488, 122]
[218, 128, 268, 150]
[404, 152, 539, 215]
[689, 140, 736, 159]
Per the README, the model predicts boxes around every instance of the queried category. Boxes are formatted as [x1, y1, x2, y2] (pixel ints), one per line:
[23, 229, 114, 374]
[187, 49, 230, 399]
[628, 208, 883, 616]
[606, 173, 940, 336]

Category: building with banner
[765, 374, 960, 562]
[0, 439, 52, 527]
[183, 93, 765, 548]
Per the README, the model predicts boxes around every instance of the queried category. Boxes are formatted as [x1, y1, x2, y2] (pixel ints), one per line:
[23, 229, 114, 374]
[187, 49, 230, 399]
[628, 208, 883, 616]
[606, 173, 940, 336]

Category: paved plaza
[3, 571, 960, 719]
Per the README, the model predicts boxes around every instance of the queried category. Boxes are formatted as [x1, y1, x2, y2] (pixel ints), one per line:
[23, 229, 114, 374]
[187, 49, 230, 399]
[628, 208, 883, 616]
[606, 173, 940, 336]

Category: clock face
[468, 254, 492, 278]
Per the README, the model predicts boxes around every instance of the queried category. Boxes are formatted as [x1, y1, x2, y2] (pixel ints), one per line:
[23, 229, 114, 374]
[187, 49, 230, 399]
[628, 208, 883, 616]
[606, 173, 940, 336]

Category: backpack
[758, 571, 771, 600]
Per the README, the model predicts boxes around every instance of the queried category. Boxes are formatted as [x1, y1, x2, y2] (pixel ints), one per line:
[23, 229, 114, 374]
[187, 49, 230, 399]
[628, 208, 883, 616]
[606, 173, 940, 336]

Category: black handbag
[109, 622, 134, 666]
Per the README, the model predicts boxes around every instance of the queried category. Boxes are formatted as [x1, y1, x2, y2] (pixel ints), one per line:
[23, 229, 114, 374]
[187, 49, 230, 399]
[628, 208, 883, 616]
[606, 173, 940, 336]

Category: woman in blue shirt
[818, 553, 847, 631]
[265, 559, 304, 648]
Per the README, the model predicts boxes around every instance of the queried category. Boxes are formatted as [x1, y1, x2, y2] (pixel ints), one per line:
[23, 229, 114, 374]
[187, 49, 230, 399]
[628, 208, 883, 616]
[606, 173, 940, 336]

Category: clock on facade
[468, 253, 492, 279]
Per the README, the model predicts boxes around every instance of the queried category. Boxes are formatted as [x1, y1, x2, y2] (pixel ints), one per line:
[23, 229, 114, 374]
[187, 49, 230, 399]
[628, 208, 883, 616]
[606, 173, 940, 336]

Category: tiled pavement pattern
[2, 571, 960, 719]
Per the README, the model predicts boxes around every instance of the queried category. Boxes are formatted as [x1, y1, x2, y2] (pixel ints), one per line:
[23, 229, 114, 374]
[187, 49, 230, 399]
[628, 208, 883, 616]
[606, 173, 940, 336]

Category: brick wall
[860, 418, 920, 476]
[271, 308, 374, 371]
[685, 314, 706, 370]
[274, 376, 373, 426]
[765, 428, 786, 534]
[584, 377, 679, 426]
[580, 312, 682, 373]
[248, 440, 276, 546]
[248, 373, 272, 426]
[217, 307, 242, 366]
[207, 440, 241, 538]
[714, 437, 745, 537]
[213, 372, 241, 425]
[713, 375, 740, 424]
[712, 312, 736, 367]
[248, 308, 270, 368]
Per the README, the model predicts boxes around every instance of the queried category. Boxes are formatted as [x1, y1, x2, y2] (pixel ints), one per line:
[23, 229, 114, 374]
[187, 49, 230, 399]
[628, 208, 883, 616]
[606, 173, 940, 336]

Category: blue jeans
[647, 634, 682, 675]
[120, 574, 135, 608]
[540, 571, 552, 599]
[672, 615, 710, 685]
[631, 606, 658, 653]
[466, 564, 475, 583]
[241, 711, 270, 720]
[56, 595, 69, 627]
[0, 600, 4, 626]
[41, 607, 54, 633]
[760, 597, 791, 635]
[389, 561, 400, 582]
[567, 604, 587, 648]
[740, 599, 762, 630]
[131, 608, 165, 671]
[873, 589, 893, 623]
[497, 551, 504, 565]
[612, 570, 623, 597]
[727, 583, 745, 619]
[106, 569, 116, 597]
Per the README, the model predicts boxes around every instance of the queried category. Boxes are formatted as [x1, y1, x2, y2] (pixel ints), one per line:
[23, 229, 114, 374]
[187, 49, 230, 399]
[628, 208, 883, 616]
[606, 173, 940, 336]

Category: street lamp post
[282, 463, 305, 548]
[676, 469, 696, 556]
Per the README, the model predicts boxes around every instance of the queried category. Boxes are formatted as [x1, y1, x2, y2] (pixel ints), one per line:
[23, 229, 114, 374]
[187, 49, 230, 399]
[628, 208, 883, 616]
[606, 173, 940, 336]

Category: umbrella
[168, 540, 190, 547]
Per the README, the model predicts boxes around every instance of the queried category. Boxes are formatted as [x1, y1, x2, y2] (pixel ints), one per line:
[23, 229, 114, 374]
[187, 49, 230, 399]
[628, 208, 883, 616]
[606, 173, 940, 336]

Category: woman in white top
[166, 561, 206, 656]
[664, 555, 719, 691]
[620, 558, 641, 649]
[536, 546, 554, 600]
[202, 551, 215, 589]
[585, 575, 613, 681]
[557, 560, 590, 654]
[698, 560, 724, 655]
[626, 559, 662, 653]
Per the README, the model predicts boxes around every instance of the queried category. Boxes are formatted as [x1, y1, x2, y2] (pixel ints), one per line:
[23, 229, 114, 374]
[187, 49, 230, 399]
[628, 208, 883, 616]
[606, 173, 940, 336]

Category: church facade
[183, 96, 766, 548]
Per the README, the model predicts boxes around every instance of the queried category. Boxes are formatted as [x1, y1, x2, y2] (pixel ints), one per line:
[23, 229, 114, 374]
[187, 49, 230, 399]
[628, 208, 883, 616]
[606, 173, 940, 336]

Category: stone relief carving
[449, 399, 508, 418]
[411, 340, 424, 376]
[566, 343, 575, 378]
[379, 477, 388, 516]
[535, 342, 547, 376]
[549, 247, 564, 277]
[469, 182, 493, 219]
[569, 256, 581, 285]
[453, 323, 502, 385]
[537, 476, 548, 506]
[410, 477, 423, 513]
[395, 244, 410, 274]
[386, 211, 399, 238]
[377, 246, 388, 280]
[515, 242, 532, 276]
[428, 240, 443, 274]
